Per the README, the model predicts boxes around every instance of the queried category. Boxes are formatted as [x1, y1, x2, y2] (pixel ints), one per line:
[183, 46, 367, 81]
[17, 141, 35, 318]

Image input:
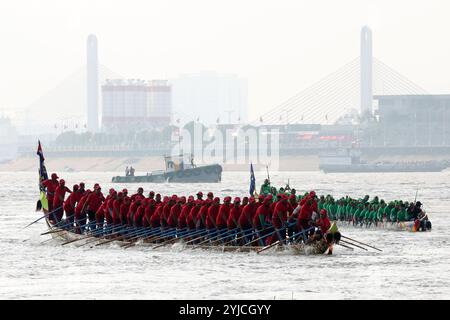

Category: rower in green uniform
[377, 201, 386, 226]
[390, 202, 399, 223]
[260, 179, 271, 196]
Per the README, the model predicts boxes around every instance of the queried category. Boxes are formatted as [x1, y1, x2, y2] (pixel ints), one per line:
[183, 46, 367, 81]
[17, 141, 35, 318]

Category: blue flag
[249, 163, 256, 196]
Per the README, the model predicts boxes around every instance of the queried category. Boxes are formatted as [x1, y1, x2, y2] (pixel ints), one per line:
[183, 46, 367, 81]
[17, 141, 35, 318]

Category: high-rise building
[171, 71, 248, 125]
[101, 79, 171, 132]
[360, 26, 373, 117]
[87, 34, 99, 133]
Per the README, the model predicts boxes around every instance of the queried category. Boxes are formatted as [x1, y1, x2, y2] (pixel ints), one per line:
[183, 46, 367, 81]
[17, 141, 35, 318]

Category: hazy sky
[0, 0, 449, 120]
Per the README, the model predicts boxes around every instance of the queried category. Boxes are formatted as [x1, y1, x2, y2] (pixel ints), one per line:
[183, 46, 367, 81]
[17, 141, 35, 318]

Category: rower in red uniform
[119, 196, 131, 226]
[297, 198, 313, 230]
[216, 197, 231, 229]
[167, 199, 182, 229]
[42, 173, 59, 212]
[271, 195, 289, 244]
[112, 192, 124, 232]
[95, 202, 106, 231]
[131, 187, 145, 202]
[253, 197, 272, 246]
[52, 179, 72, 223]
[149, 201, 163, 228]
[143, 199, 157, 228]
[127, 198, 142, 226]
[256, 195, 265, 209]
[316, 209, 331, 235]
[205, 197, 220, 241]
[187, 200, 201, 230]
[105, 191, 117, 227]
[74, 190, 91, 234]
[134, 199, 147, 228]
[216, 197, 231, 241]
[239, 197, 256, 244]
[155, 193, 162, 206]
[178, 197, 194, 230]
[196, 199, 211, 229]
[161, 196, 176, 229]
[84, 185, 104, 231]
[63, 184, 81, 229]
[241, 197, 249, 210]
[227, 197, 242, 244]
[78, 182, 86, 195]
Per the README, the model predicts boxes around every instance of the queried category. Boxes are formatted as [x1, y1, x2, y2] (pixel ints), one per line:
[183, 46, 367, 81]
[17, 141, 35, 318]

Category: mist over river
[1, 171, 449, 299]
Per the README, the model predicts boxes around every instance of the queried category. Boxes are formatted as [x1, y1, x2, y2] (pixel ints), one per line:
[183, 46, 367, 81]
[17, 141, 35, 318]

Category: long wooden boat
[336, 220, 428, 232]
[44, 219, 329, 255]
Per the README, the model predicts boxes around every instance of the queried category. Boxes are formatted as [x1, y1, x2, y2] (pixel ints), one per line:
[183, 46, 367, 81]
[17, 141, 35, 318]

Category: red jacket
[239, 204, 255, 229]
[53, 185, 71, 208]
[86, 192, 104, 213]
[112, 199, 123, 223]
[187, 205, 200, 229]
[63, 190, 81, 213]
[120, 202, 130, 225]
[216, 204, 230, 229]
[75, 194, 90, 218]
[178, 204, 192, 229]
[299, 203, 313, 221]
[127, 202, 140, 225]
[42, 179, 59, 201]
[206, 204, 220, 229]
[143, 205, 157, 227]
[167, 204, 182, 228]
[227, 205, 241, 229]
[150, 206, 162, 228]
[272, 201, 288, 228]
[196, 205, 209, 229]
[253, 204, 271, 228]
[134, 205, 146, 227]
[317, 217, 331, 234]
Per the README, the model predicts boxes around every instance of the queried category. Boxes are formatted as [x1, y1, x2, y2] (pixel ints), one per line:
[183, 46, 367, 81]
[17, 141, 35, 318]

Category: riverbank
[1, 154, 449, 172]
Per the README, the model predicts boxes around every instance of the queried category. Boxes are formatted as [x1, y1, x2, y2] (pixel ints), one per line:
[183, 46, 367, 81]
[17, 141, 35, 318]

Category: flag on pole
[249, 163, 256, 196]
[37, 141, 49, 211]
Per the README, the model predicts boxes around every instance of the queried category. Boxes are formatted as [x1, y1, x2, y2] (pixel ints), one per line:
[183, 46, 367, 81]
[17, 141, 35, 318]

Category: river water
[0, 170, 449, 299]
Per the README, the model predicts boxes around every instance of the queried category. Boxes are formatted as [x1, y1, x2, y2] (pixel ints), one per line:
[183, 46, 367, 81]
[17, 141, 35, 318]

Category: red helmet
[234, 197, 241, 203]
[51, 173, 59, 179]
[224, 196, 232, 202]
[320, 209, 328, 217]
[197, 191, 203, 196]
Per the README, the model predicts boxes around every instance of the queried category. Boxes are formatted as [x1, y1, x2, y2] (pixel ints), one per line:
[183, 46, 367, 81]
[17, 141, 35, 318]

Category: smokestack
[87, 34, 99, 133]
[360, 26, 373, 116]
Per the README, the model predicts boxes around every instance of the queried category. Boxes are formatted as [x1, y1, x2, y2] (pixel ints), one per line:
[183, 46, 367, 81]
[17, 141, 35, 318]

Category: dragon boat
[43, 218, 330, 255]
[336, 220, 431, 232]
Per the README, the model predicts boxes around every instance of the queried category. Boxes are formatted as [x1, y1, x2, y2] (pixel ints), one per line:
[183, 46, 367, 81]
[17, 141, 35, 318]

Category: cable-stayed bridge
[253, 57, 428, 126]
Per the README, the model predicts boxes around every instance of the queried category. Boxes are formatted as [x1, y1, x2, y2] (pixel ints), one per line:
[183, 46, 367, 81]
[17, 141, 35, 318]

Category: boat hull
[44, 220, 328, 254]
[320, 163, 447, 173]
[337, 221, 425, 232]
[112, 164, 222, 183]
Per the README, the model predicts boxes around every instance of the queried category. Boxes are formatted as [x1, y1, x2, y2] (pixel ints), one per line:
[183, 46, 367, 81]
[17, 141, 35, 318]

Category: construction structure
[86, 34, 99, 133]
